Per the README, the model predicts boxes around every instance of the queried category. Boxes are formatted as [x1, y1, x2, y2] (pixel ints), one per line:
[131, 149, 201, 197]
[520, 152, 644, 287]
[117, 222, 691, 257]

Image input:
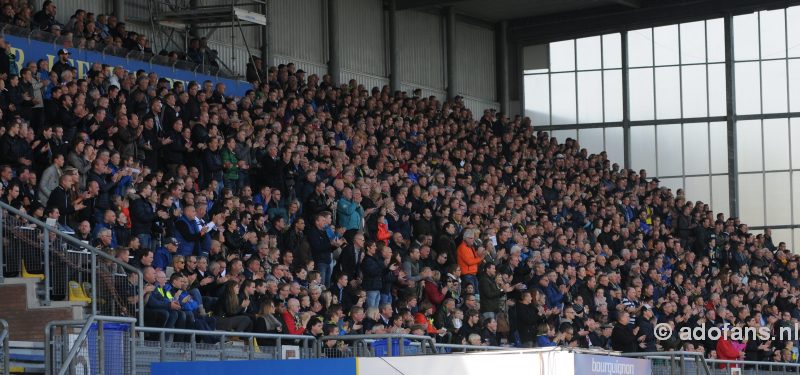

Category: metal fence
[0, 319, 8, 375]
[627, 351, 800, 375]
[0, 201, 144, 325]
[46, 315, 520, 375]
[0, 23, 239, 79]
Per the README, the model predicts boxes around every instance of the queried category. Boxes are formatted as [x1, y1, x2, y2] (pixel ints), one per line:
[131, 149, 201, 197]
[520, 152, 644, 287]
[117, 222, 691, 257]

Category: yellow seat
[250, 337, 262, 353]
[21, 260, 44, 281]
[69, 280, 92, 303]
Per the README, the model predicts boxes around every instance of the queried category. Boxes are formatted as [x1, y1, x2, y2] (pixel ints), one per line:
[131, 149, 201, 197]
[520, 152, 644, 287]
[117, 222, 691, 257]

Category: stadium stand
[0, 0, 798, 372]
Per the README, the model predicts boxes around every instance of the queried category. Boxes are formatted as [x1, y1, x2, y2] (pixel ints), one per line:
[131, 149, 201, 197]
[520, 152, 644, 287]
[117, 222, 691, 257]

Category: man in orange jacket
[457, 229, 484, 292]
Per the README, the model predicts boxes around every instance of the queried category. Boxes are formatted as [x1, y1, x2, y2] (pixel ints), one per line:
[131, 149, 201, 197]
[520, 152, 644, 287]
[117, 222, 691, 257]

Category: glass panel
[680, 21, 706, 64]
[711, 175, 729, 217]
[629, 68, 655, 120]
[660, 178, 684, 194]
[772, 229, 792, 252]
[654, 25, 679, 66]
[577, 71, 603, 123]
[604, 70, 623, 122]
[761, 60, 788, 114]
[760, 9, 787, 59]
[576, 36, 602, 71]
[578, 128, 604, 155]
[549, 40, 575, 72]
[789, 6, 800, 58]
[603, 33, 622, 69]
[710, 122, 728, 174]
[738, 173, 765, 227]
[685, 176, 711, 205]
[733, 13, 760, 61]
[656, 124, 683, 176]
[630, 125, 657, 174]
[681, 65, 708, 118]
[736, 120, 763, 172]
[708, 64, 727, 117]
[683, 122, 710, 175]
[551, 129, 577, 143]
[763, 118, 790, 171]
[792, 118, 800, 168]
[790, 60, 800, 112]
[765, 172, 791, 225]
[550, 73, 577, 125]
[706, 18, 725, 63]
[793, 173, 800, 226]
[655, 67, 681, 119]
[735, 62, 762, 115]
[524, 74, 551, 126]
[628, 29, 654, 67]
[605, 127, 624, 165]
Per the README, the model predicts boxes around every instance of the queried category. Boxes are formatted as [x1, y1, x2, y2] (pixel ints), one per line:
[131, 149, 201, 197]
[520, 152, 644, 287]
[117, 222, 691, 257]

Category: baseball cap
[57, 48, 70, 55]
[165, 237, 179, 246]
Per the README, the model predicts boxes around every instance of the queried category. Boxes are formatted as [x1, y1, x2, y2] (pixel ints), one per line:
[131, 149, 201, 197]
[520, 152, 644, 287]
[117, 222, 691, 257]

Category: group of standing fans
[0, 5, 797, 363]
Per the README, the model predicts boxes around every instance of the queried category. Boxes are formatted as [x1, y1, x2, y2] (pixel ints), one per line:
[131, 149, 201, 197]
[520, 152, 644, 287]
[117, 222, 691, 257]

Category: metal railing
[0, 23, 241, 79]
[45, 316, 521, 374]
[0, 201, 144, 326]
[625, 351, 712, 375]
[46, 316, 138, 375]
[705, 358, 800, 374]
[0, 319, 8, 375]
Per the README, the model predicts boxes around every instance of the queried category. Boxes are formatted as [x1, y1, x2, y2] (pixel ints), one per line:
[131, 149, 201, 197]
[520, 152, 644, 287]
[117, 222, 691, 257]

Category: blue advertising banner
[3, 34, 252, 96]
[574, 353, 652, 375]
[151, 358, 356, 375]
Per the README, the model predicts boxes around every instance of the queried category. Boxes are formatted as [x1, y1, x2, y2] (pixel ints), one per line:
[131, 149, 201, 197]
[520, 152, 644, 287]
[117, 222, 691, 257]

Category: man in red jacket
[716, 325, 744, 368]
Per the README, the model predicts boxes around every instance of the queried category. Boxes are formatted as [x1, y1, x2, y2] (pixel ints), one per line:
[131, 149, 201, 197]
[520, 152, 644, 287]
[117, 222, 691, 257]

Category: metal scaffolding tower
[141, 0, 267, 79]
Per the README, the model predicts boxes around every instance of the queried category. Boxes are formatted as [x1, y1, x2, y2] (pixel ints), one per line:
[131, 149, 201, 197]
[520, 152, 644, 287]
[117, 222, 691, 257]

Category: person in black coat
[515, 291, 541, 347]
[129, 183, 157, 245]
[636, 307, 657, 352]
[335, 232, 364, 282]
[307, 212, 345, 288]
[46, 174, 84, 226]
[611, 312, 641, 353]
[360, 240, 384, 308]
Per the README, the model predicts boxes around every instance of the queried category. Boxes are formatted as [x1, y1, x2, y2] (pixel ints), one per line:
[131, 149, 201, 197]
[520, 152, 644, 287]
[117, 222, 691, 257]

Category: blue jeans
[318, 262, 333, 288]
[366, 290, 381, 309]
[380, 293, 393, 306]
[137, 234, 152, 250]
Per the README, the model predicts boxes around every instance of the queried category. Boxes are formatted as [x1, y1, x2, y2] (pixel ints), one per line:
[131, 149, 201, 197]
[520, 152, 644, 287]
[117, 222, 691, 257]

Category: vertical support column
[724, 14, 739, 217]
[388, 0, 400, 92]
[498, 20, 510, 115]
[261, 0, 272, 67]
[189, 0, 200, 38]
[114, 0, 125, 23]
[327, 0, 341, 85]
[445, 6, 457, 100]
[621, 31, 631, 170]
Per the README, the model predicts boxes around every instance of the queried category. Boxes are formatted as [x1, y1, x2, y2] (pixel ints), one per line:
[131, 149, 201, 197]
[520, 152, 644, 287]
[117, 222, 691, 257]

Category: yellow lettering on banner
[10, 47, 24, 72]
[77, 60, 90, 79]
[46, 54, 56, 70]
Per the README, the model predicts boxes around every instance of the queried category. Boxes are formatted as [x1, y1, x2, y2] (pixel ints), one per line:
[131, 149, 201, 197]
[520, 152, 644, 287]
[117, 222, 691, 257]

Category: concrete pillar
[114, 0, 125, 23]
[498, 20, 510, 115]
[261, 0, 271, 67]
[388, 0, 400, 92]
[327, 0, 341, 85]
[445, 6, 457, 100]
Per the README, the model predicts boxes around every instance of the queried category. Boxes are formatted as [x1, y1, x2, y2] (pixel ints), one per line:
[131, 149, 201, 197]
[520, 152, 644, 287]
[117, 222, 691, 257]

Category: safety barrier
[0, 319, 8, 375]
[46, 315, 521, 374]
[0, 201, 144, 326]
[627, 350, 800, 375]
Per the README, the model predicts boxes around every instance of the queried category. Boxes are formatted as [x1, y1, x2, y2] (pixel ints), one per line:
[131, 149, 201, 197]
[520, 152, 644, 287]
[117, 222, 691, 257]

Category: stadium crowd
[0, 3, 798, 364]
